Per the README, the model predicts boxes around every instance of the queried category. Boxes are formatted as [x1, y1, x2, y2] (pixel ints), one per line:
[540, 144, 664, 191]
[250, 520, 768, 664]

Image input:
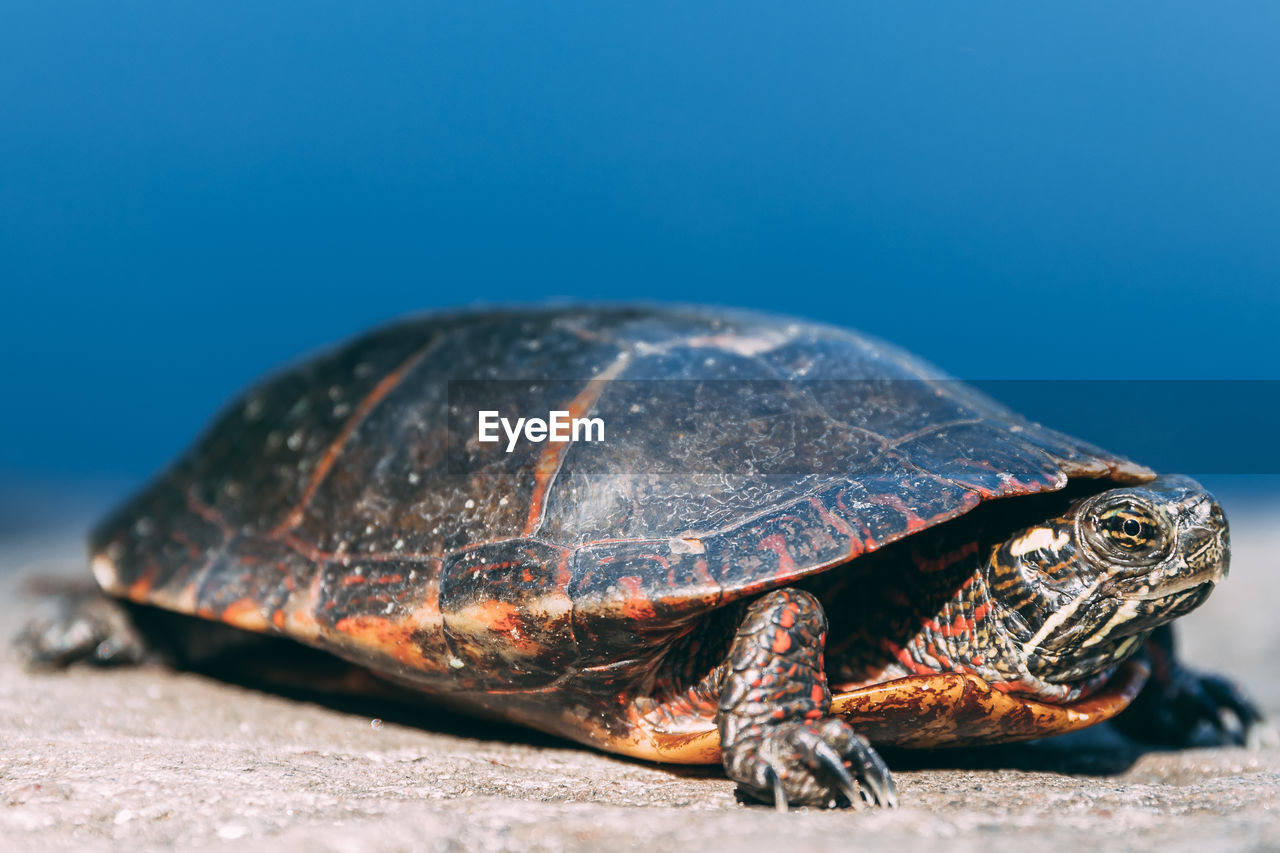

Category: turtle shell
[88, 306, 1154, 755]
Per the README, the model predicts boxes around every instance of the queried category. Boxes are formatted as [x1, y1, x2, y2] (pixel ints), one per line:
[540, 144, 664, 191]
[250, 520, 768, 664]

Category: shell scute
[894, 420, 1068, 499]
[440, 539, 576, 686]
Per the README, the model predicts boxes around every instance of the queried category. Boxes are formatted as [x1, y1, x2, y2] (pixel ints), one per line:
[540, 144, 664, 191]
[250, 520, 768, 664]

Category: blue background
[2, 3, 1277, 515]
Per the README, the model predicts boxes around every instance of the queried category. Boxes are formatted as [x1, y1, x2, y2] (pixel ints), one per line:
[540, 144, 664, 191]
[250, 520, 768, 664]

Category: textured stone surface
[2, 492, 1277, 852]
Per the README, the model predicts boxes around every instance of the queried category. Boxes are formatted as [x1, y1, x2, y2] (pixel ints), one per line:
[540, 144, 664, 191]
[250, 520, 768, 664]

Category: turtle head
[986, 475, 1228, 685]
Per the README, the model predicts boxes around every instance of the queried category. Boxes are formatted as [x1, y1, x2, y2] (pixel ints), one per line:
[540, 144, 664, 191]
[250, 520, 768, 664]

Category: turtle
[18, 305, 1267, 810]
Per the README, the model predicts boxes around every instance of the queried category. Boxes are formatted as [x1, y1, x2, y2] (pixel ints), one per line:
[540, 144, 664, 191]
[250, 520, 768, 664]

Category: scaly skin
[717, 589, 896, 810]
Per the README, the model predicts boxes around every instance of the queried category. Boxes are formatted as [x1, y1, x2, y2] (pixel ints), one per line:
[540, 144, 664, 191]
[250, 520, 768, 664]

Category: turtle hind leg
[15, 588, 299, 673]
[15, 589, 157, 669]
[1113, 625, 1277, 749]
[718, 588, 897, 810]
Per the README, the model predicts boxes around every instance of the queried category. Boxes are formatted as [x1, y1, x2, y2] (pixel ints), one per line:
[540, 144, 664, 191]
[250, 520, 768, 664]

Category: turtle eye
[1082, 497, 1173, 567]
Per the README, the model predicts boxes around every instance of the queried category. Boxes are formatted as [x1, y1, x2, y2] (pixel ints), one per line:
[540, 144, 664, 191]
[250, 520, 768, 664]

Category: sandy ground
[1, 491, 1278, 852]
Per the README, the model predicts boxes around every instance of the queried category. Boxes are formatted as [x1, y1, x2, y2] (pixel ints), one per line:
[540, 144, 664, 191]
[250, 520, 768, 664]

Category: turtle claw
[846, 734, 898, 808]
[1116, 664, 1271, 749]
[1115, 625, 1270, 750]
[1197, 674, 1273, 748]
[728, 718, 897, 810]
[765, 765, 788, 813]
[812, 738, 865, 810]
[1245, 720, 1280, 751]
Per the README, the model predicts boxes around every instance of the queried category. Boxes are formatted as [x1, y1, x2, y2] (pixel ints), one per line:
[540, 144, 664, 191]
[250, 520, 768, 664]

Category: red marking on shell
[809, 497, 866, 558]
[554, 549, 572, 590]
[778, 608, 795, 629]
[220, 598, 269, 632]
[125, 560, 161, 602]
[333, 615, 429, 667]
[283, 534, 326, 563]
[170, 530, 202, 559]
[270, 337, 440, 539]
[870, 492, 930, 533]
[473, 599, 523, 635]
[616, 576, 658, 621]
[756, 533, 796, 576]
[771, 629, 792, 654]
[833, 489, 882, 550]
[641, 553, 671, 569]
[467, 561, 520, 574]
[523, 353, 630, 536]
[185, 486, 233, 536]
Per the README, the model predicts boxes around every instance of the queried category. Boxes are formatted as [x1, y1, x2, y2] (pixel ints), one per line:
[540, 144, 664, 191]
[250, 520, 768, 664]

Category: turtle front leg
[718, 588, 897, 810]
[1113, 625, 1275, 749]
